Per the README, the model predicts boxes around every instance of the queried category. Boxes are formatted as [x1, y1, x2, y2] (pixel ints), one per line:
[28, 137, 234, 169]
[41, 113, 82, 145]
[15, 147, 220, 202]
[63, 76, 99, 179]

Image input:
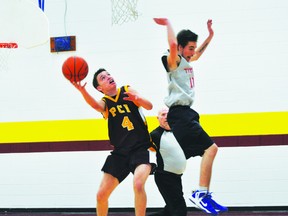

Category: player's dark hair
[177, 29, 198, 48]
[93, 68, 106, 89]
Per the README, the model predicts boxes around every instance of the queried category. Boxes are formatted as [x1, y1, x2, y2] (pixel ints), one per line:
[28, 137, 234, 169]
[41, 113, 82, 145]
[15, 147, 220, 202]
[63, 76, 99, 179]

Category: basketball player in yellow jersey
[72, 68, 155, 216]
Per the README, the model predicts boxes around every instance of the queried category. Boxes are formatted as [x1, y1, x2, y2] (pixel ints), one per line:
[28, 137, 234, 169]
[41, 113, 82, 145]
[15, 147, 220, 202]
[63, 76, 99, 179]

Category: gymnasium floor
[1, 212, 288, 216]
[1, 208, 288, 216]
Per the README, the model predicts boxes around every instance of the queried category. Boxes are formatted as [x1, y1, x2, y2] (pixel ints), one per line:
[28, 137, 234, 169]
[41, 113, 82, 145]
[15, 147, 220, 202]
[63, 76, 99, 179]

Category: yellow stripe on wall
[200, 111, 288, 136]
[0, 111, 287, 143]
[0, 119, 109, 143]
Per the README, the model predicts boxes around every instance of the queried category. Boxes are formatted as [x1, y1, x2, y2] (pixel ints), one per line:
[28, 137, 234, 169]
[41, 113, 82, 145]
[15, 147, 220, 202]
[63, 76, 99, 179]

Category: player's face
[96, 71, 116, 92]
[158, 108, 171, 130]
[180, 41, 197, 62]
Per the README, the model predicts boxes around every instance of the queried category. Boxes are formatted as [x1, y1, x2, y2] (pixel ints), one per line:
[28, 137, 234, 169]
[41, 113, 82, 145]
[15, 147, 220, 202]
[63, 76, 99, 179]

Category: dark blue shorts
[167, 106, 214, 159]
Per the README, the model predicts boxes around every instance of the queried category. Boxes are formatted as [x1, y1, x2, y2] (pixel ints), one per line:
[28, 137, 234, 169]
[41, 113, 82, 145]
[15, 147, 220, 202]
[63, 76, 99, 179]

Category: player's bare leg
[96, 173, 119, 216]
[133, 164, 151, 216]
[188, 143, 219, 215]
[195, 143, 228, 213]
[200, 143, 218, 189]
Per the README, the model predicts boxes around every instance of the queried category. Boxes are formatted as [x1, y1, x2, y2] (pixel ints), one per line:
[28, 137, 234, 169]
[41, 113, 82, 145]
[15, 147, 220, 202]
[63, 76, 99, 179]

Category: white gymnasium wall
[0, 0, 288, 209]
[0, 146, 288, 208]
[0, 0, 287, 122]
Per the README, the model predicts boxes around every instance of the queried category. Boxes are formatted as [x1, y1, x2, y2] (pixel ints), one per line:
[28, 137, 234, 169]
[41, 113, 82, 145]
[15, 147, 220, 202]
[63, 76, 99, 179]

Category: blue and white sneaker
[189, 190, 218, 215]
[206, 192, 228, 213]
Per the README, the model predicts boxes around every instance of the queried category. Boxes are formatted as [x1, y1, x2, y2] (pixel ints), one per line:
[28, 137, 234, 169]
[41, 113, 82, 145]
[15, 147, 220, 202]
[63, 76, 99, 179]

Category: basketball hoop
[111, 0, 139, 25]
[0, 42, 18, 73]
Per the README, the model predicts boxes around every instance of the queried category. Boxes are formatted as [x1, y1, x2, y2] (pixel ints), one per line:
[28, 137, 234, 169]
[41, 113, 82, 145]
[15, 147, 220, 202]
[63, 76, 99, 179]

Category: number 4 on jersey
[122, 116, 134, 131]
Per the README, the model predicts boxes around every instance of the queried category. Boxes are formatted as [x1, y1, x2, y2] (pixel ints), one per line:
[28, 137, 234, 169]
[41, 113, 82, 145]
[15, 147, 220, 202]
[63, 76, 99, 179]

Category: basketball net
[0, 42, 18, 73]
[111, 0, 139, 25]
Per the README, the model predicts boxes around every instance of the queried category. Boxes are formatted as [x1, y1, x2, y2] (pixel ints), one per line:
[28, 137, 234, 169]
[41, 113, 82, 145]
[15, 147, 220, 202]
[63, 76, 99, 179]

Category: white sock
[199, 186, 208, 192]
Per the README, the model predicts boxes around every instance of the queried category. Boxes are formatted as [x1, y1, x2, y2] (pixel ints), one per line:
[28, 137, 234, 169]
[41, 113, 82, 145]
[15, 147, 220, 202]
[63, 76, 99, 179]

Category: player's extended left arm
[124, 87, 153, 110]
[191, 19, 214, 62]
[135, 95, 153, 110]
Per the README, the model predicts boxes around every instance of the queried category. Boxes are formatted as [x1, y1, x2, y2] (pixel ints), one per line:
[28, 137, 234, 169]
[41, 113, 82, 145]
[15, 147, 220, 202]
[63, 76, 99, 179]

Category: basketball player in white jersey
[153, 18, 227, 215]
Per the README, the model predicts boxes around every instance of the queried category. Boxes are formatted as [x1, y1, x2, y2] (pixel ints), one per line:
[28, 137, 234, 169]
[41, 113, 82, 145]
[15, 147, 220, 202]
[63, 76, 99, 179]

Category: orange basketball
[62, 56, 89, 82]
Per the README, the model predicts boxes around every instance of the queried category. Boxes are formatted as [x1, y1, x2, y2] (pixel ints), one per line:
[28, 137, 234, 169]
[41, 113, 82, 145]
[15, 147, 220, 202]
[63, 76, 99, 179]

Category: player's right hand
[71, 81, 87, 92]
[153, 18, 169, 26]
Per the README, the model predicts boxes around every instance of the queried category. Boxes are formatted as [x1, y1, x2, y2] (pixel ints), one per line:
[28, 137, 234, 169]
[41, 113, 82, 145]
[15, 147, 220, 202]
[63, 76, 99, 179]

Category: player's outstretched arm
[124, 87, 153, 110]
[153, 18, 179, 71]
[191, 19, 214, 62]
[72, 81, 106, 113]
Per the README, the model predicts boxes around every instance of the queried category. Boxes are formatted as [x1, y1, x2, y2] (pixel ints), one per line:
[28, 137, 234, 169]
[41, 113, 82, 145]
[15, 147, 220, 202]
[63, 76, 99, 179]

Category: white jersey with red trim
[163, 52, 196, 107]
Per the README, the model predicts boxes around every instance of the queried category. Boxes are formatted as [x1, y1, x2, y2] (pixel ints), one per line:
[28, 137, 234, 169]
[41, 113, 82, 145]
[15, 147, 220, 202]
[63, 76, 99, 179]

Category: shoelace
[206, 192, 213, 199]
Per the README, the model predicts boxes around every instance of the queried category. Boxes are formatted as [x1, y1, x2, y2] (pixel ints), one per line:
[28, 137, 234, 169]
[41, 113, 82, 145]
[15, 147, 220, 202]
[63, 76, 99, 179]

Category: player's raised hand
[72, 81, 87, 92]
[153, 18, 169, 26]
[123, 91, 139, 102]
[207, 19, 214, 35]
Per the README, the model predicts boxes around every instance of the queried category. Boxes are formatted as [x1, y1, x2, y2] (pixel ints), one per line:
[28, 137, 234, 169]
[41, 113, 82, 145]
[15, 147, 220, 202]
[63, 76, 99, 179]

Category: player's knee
[133, 178, 145, 193]
[96, 189, 108, 203]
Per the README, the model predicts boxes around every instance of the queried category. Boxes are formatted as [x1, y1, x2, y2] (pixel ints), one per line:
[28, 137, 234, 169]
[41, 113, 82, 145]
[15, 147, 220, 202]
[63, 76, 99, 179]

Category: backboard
[0, 0, 49, 48]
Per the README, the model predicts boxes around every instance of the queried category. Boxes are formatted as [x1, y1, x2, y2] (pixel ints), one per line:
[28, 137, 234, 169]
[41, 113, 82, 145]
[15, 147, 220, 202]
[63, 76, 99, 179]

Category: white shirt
[160, 131, 186, 174]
